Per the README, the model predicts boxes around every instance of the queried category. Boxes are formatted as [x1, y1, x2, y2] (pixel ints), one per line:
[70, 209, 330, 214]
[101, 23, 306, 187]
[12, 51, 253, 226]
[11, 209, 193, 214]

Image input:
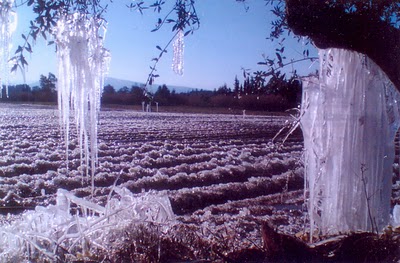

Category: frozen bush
[0, 187, 175, 262]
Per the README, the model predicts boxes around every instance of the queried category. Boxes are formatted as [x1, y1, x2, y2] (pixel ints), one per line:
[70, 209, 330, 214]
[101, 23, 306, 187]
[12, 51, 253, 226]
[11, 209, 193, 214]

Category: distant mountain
[28, 77, 198, 94]
[103, 77, 142, 91]
[104, 77, 196, 94]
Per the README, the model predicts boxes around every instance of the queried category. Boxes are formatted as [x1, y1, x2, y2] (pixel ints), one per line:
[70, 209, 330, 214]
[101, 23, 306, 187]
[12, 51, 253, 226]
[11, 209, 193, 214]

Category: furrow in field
[0, 105, 305, 223]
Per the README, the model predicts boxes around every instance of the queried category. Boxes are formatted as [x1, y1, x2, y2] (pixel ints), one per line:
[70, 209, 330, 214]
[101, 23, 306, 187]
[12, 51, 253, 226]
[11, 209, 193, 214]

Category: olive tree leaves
[11, 0, 110, 76]
[242, 0, 317, 89]
[129, 0, 199, 88]
[11, 0, 199, 91]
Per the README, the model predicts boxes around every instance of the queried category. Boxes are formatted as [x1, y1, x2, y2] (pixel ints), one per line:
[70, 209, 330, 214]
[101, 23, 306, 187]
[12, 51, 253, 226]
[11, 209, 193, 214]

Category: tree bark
[285, 0, 400, 91]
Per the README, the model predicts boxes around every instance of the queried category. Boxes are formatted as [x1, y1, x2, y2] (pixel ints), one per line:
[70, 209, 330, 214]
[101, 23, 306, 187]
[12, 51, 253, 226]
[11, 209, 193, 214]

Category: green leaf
[15, 46, 22, 54]
[25, 45, 32, 53]
[276, 52, 282, 63]
[41, 31, 47, 40]
[11, 63, 18, 73]
[267, 59, 274, 66]
[20, 55, 28, 66]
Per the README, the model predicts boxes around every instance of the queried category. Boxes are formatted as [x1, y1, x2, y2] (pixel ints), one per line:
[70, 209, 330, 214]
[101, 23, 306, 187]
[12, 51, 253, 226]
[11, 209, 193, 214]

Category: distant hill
[28, 77, 198, 94]
[103, 77, 196, 94]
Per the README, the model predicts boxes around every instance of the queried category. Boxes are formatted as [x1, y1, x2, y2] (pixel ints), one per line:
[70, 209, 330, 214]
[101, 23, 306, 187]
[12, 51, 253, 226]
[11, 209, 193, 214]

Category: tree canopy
[283, 0, 400, 90]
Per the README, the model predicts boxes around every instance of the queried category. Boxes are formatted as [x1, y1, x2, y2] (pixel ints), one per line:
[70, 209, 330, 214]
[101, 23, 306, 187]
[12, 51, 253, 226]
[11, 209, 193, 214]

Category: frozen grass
[0, 187, 175, 262]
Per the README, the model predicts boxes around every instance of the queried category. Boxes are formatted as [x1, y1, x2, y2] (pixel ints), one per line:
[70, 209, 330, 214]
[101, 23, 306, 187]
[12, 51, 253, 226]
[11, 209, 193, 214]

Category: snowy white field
[0, 103, 310, 261]
[0, 104, 304, 209]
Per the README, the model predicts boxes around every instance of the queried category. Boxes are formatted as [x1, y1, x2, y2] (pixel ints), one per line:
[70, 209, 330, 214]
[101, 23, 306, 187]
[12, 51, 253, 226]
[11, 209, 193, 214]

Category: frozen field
[0, 103, 308, 260]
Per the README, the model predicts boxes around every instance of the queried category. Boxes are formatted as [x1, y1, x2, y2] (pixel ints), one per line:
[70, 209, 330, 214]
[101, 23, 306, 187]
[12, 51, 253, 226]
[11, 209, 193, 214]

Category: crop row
[0, 104, 306, 240]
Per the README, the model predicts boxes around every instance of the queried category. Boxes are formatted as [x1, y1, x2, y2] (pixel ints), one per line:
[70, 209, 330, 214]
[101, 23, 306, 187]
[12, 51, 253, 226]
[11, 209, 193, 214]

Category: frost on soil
[0, 0, 17, 98]
[0, 187, 174, 262]
[301, 48, 400, 236]
[55, 13, 110, 188]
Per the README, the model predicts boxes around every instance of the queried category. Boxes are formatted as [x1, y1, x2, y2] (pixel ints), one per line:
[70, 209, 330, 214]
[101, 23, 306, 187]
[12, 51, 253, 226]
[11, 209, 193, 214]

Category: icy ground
[1, 103, 398, 261]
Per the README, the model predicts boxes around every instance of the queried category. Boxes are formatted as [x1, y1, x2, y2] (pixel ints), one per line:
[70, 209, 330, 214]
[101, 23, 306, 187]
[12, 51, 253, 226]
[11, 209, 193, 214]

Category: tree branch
[285, 0, 400, 91]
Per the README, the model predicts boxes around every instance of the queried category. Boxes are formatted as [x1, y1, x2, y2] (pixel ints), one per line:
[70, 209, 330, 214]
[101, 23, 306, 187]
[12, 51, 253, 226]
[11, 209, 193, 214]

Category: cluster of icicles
[55, 13, 111, 190]
[0, 0, 17, 98]
[54, 13, 185, 184]
[301, 48, 400, 236]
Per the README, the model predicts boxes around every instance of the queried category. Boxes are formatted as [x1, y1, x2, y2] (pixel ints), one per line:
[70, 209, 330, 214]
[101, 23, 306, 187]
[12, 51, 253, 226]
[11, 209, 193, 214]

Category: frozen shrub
[0, 188, 175, 262]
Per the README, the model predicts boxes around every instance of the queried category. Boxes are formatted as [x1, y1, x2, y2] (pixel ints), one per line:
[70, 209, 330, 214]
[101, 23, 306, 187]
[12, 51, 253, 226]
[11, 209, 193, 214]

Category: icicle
[55, 13, 110, 192]
[0, 0, 17, 98]
[172, 29, 184, 75]
[301, 48, 400, 236]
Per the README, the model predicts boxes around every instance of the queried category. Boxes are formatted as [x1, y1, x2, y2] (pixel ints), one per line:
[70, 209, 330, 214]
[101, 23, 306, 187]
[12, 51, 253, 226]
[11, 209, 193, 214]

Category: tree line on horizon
[1, 72, 301, 112]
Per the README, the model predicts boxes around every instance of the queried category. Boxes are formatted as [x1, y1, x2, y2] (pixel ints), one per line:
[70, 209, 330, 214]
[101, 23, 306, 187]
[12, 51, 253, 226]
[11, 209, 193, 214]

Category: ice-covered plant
[0, 187, 175, 262]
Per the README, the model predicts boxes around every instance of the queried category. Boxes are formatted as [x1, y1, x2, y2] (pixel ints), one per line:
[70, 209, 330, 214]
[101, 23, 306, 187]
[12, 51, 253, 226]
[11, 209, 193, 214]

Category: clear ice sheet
[301, 48, 400, 236]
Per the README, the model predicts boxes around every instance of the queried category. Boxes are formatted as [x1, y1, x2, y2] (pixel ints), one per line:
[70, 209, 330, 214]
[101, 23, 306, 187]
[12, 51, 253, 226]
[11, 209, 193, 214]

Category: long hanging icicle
[0, 0, 17, 98]
[301, 48, 400, 236]
[172, 29, 184, 75]
[55, 13, 110, 192]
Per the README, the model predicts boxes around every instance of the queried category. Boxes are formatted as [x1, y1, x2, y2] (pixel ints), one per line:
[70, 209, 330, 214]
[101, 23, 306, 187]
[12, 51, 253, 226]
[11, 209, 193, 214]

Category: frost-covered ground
[0, 103, 329, 261]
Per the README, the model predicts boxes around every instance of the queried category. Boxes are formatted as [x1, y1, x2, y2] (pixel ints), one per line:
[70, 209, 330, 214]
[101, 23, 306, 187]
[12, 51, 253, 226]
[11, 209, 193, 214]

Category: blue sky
[11, 0, 317, 90]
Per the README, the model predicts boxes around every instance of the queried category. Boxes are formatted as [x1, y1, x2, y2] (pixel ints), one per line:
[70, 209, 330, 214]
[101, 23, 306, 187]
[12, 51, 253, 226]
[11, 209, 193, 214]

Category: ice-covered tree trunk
[301, 48, 400, 236]
[55, 13, 110, 190]
[0, 0, 17, 98]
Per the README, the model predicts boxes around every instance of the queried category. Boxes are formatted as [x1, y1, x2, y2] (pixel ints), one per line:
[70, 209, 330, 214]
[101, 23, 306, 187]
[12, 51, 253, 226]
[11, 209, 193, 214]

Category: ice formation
[393, 204, 400, 226]
[55, 13, 110, 188]
[0, 0, 17, 98]
[0, 188, 175, 261]
[172, 29, 184, 75]
[301, 48, 400, 236]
